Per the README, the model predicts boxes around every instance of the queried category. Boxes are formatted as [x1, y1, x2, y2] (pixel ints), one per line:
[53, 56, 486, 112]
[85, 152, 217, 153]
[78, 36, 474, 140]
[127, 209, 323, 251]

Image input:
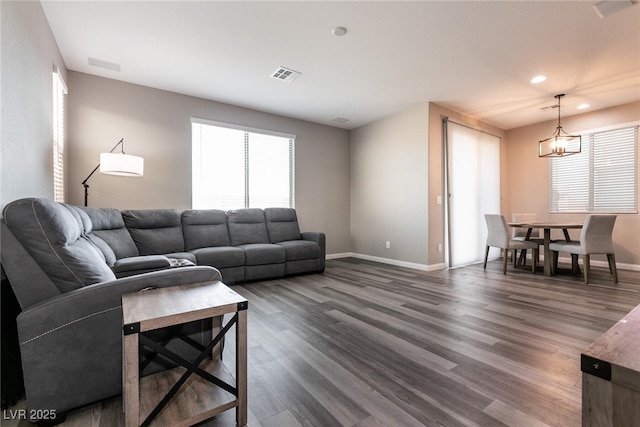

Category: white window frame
[549, 122, 638, 214]
[191, 118, 295, 210]
[53, 67, 68, 203]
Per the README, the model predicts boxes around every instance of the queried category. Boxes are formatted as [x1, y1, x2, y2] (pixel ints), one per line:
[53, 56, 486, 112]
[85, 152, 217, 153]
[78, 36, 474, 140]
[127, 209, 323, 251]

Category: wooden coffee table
[122, 281, 248, 427]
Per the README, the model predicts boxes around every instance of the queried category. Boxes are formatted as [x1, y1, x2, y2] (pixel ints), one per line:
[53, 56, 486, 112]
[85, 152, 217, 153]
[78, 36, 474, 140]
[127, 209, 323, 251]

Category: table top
[122, 281, 247, 332]
[508, 221, 583, 229]
[582, 304, 640, 388]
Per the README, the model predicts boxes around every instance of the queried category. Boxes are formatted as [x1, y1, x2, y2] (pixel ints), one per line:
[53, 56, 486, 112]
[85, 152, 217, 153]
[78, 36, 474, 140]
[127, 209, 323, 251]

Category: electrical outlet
[438, 243, 443, 253]
[386, 241, 391, 249]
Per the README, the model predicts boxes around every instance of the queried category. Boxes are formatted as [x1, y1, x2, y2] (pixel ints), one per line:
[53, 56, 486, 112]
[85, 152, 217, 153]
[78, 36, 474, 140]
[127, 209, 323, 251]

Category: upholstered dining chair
[549, 214, 618, 284]
[511, 213, 543, 266]
[483, 214, 539, 274]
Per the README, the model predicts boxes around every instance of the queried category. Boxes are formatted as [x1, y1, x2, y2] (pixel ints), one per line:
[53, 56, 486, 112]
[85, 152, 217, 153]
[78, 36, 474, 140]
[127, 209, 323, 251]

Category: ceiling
[41, 1, 640, 130]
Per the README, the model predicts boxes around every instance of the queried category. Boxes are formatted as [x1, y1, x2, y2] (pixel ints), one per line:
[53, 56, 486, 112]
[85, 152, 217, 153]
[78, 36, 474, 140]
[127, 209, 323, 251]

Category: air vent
[331, 117, 350, 124]
[271, 67, 301, 83]
[593, 0, 637, 18]
[88, 57, 121, 72]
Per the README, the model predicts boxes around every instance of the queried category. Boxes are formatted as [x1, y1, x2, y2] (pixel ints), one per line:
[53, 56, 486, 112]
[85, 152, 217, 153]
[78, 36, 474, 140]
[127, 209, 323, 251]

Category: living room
[2, 1, 640, 426]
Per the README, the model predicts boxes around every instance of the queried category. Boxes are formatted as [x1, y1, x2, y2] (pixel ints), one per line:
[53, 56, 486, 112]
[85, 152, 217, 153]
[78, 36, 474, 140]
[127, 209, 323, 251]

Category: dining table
[508, 221, 584, 276]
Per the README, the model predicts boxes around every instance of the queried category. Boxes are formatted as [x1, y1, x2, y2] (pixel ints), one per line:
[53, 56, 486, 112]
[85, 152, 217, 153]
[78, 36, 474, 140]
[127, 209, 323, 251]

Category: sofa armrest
[302, 232, 326, 270]
[15, 266, 222, 415]
[113, 256, 198, 278]
[302, 232, 325, 248]
[113, 255, 171, 276]
[17, 265, 221, 343]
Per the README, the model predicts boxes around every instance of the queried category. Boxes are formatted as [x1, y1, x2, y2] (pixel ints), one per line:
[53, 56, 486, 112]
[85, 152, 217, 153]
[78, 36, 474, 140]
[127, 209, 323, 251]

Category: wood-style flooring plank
[14, 258, 640, 427]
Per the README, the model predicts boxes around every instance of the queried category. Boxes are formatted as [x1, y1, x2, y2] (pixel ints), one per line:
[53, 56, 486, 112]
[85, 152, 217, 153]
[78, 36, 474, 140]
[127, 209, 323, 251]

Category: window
[52, 67, 67, 202]
[550, 123, 638, 213]
[192, 119, 295, 210]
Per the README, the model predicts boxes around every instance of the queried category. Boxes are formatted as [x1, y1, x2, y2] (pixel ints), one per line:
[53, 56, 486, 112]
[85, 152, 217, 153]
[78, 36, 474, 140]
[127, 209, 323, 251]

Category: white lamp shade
[100, 153, 144, 176]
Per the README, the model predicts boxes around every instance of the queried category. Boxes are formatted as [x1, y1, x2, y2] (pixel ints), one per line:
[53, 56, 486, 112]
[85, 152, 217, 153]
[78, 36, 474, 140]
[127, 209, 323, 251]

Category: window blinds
[192, 119, 295, 210]
[550, 124, 638, 213]
[53, 69, 68, 203]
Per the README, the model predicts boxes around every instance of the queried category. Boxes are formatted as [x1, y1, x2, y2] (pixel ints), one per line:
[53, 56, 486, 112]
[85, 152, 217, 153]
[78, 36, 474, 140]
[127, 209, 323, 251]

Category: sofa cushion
[122, 209, 184, 255]
[62, 204, 117, 267]
[264, 208, 302, 243]
[191, 246, 245, 268]
[2, 198, 116, 293]
[182, 209, 230, 250]
[78, 206, 139, 259]
[227, 209, 269, 246]
[239, 243, 286, 266]
[276, 240, 321, 261]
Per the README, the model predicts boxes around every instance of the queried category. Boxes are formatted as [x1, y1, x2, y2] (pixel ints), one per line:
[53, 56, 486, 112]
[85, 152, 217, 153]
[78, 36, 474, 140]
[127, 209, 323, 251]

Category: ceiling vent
[331, 117, 350, 124]
[88, 57, 121, 72]
[593, 0, 638, 18]
[271, 67, 301, 83]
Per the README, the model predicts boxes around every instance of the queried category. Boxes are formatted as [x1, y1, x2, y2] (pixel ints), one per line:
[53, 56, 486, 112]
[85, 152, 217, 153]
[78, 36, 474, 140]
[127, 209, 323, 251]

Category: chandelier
[538, 94, 582, 157]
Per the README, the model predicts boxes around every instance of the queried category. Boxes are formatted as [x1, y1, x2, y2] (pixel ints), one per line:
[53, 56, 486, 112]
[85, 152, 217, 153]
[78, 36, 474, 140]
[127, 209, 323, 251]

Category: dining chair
[483, 214, 539, 274]
[549, 214, 618, 284]
[511, 213, 543, 266]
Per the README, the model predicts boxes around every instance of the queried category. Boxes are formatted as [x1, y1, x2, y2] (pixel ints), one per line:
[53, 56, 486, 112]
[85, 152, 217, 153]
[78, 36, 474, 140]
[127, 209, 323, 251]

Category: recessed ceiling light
[332, 26, 348, 37]
[577, 103, 590, 110]
[530, 75, 547, 84]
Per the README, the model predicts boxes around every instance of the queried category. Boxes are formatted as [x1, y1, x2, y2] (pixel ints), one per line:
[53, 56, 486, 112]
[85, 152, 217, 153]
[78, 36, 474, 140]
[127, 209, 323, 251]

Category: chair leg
[483, 246, 490, 269]
[502, 249, 508, 274]
[531, 249, 538, 273]
[552, 251, 559, 275]
[607, 253, 619, 284]
[571, 254, 580, 275]
[583, 254, 590, 284]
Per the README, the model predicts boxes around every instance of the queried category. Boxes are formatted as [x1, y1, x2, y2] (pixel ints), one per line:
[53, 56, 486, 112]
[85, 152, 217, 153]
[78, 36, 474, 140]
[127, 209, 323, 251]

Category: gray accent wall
[350, 103, 430, 266]
[66, 72, 351, 255]
[0, 1, 68, 210]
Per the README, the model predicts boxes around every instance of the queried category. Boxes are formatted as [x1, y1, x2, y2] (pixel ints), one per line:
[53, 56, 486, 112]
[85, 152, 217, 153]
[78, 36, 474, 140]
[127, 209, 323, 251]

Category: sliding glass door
[445, 120, 501, 268]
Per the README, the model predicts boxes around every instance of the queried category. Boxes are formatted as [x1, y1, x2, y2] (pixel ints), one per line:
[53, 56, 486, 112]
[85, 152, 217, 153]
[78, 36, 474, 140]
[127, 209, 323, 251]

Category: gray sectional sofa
[79, 205, 325, 284]
[0, 197, 325, 423]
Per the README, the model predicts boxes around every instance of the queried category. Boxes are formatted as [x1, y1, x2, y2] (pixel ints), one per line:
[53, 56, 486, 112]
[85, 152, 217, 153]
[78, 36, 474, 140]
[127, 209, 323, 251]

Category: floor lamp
[81, 138, 144, 206]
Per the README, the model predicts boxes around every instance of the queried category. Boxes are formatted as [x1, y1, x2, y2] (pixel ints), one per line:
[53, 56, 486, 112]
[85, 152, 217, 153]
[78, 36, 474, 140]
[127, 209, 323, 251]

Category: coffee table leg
[236, 309, 247, 426]
[123, 333, 140, 427]
[212, 315, 222, 361]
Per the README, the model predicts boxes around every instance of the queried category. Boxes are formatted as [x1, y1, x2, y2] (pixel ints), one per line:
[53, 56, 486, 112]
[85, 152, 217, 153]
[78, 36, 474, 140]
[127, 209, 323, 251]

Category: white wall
[0, 1, 67, 209]
[66, 72, 352, 255]
[350, 103, 430, 267]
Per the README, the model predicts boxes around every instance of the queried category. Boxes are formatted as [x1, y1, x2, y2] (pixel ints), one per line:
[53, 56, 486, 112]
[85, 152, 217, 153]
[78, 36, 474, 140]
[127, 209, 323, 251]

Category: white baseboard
[326, 253, 640, 272]
[326, 252, 445, 272]
[555, 256, 640, 272]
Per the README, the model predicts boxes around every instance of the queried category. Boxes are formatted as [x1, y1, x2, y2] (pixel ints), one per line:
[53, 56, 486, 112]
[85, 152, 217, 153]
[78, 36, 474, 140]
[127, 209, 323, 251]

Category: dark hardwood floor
[8, 258, 640, 426]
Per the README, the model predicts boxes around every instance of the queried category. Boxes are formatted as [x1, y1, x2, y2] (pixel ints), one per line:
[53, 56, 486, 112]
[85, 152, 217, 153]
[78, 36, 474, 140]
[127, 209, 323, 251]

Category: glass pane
[447, 123, 501, 267]
[248, 132, 292, 208]
[192, 124, 245, 210]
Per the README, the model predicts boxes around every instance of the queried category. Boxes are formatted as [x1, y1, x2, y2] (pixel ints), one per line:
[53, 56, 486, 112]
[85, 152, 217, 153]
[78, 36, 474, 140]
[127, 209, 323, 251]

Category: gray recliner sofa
[79, 205, 325, 283]
[1, 198, 221, 424]
[0, 198, 325, 423]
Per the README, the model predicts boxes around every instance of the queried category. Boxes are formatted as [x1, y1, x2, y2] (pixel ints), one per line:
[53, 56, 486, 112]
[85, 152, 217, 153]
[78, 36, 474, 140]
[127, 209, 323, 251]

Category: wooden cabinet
[582, 304, 640, 426]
